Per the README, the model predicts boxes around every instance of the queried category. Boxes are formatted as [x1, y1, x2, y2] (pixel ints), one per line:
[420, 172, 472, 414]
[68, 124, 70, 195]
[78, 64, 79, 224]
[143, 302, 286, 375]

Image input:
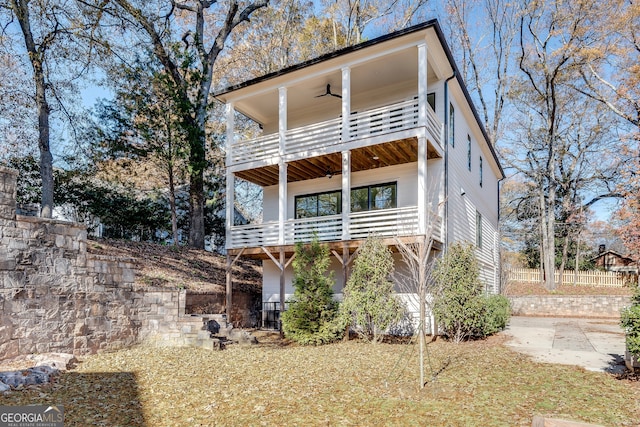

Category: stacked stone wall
[508, 295, 631, 318]
[0, 166, 187, 358]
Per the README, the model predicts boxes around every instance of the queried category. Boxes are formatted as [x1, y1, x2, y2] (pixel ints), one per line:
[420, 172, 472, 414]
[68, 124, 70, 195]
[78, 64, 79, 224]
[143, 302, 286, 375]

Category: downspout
[497, 174, 504, 293]
[443, 72, 456, 254]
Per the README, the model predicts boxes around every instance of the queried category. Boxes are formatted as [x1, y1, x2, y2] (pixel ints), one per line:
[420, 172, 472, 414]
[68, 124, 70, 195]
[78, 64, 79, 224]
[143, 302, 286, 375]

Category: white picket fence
[508, 268, 630, 288]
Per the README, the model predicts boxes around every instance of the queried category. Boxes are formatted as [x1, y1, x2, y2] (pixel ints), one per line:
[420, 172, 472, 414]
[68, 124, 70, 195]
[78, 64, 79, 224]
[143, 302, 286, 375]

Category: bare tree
[507, 0, 609, 290]
[394, 235, 436, 389]
[2, 0, 98, 217]
[443, 0, 520, 144]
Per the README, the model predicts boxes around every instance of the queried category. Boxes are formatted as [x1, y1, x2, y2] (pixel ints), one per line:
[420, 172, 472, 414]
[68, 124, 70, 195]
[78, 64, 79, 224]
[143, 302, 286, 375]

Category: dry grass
[3, 335, 640, 426]
[87, 238, 262, 293]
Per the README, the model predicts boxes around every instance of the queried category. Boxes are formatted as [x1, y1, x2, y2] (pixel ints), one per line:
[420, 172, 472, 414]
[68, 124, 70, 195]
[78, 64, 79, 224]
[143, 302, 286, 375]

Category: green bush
[338, 235, 404, 343]
[432, 243, 510, 342]
[621, 288, 640, 357]
[482, 294, 511, 336]
[281, 238, 341, 345]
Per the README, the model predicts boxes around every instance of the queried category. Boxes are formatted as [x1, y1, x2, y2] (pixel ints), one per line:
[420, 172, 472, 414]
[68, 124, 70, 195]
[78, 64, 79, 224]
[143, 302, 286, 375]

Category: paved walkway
[501, 316, 627, 374]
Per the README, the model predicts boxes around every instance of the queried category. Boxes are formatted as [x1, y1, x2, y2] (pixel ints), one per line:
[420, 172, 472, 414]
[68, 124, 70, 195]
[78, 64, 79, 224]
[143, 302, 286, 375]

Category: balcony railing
[228, 206, 443, 249]
[228, 99, 442, 167]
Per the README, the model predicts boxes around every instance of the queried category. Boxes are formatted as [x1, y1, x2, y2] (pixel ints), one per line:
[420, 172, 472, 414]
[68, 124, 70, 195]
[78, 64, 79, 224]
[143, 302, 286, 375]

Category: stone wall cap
[16, 214, 87, 228]
[0, 166, 19, 176]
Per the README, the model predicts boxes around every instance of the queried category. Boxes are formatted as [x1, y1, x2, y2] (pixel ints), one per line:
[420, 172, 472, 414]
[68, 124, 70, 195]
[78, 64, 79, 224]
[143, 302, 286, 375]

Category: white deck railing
[285, 117, 342, 154]
[229, 133, 279, 165]
[228, 100, 442, 167]
[349, 100, 418, 140]
[228, 206, 442, 249]
[349, 206, 419, 239]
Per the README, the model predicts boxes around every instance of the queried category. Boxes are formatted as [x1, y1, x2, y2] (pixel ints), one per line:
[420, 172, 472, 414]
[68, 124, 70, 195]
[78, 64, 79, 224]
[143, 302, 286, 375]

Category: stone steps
[176, 315, 228, 350]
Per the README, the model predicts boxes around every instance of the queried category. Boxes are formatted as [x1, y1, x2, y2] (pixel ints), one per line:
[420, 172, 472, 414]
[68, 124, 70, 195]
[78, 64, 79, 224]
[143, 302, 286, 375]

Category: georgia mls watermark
[0, 405, 64, 427]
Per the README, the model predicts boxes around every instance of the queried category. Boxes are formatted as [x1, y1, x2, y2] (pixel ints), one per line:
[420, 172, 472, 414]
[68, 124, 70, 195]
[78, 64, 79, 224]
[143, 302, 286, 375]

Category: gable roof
[591, 250, 636, 263]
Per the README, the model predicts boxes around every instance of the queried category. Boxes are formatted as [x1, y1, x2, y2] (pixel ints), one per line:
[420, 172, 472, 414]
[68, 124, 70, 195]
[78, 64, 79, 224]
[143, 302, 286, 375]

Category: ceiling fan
[315, 84, 342, 99]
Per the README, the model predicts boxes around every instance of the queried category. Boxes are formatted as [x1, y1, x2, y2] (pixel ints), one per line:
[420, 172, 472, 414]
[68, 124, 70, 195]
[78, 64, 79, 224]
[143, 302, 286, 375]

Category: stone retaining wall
[186, 291, 260, 327]
[508, 295, 631, 318]
[0, 166, 193, 358]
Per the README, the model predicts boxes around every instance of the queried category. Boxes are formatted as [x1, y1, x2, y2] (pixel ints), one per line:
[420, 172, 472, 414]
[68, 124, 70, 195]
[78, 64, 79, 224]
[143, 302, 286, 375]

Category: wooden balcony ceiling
[235, 137, 441, 187]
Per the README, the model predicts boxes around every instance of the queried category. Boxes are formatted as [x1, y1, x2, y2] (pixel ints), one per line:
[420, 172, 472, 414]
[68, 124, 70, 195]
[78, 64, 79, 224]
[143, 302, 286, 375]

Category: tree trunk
[11, 0, 54, 218]
[418, 238, 426, 389]
[187, 107, 207, 249]
[168, 167, 179, 245]
[539, 189, 556, 290]
[558, 233, 571, 285]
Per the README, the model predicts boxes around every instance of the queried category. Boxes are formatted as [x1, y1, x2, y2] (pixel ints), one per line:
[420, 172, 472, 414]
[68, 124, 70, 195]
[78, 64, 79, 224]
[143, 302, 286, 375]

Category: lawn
[3, 335, 639, 426]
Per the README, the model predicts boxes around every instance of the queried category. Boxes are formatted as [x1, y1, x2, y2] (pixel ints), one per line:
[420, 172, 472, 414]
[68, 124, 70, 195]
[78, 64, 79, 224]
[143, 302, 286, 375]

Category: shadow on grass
[3, 372, 146, 426]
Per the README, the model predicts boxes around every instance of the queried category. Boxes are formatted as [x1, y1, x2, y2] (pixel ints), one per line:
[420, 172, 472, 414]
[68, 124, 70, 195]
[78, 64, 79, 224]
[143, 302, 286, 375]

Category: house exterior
[215, 20, 504, 329]
[592, 249, 639, 274]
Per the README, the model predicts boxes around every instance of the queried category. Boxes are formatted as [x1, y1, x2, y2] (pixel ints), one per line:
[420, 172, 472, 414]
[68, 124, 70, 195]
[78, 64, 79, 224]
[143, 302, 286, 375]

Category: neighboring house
[592, 249, 639, 274]
[215, 20, 504, 329]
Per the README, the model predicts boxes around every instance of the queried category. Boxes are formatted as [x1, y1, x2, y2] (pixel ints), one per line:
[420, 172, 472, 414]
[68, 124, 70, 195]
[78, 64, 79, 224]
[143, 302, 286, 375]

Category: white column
[278, 87, 288, 245]
[226, 172, 235, 249]
[341, 67, 351, 141]
[225, 102, 235, 165]
[418, 43, 428, 128]
[279, 87, 287, 156]
[341, 150, 351, 241]
[225, 103, 235, 249]
[417, 136, 428, 235]
[279, 162, 287, 245]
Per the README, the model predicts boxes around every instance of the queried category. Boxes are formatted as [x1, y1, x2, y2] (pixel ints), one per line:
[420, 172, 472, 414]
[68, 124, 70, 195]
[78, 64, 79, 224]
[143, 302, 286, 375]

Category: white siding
[445, 92, 501, 294]
[262, 256, 346, 303]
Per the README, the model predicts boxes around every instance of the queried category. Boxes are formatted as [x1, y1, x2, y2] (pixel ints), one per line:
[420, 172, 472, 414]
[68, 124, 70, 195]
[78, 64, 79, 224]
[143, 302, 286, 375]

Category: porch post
[417, 136, 428, 235]
[418, 43, 428, 128]
[279, 86, 288, 245]
[225, 103, 235, 249]
[341, 67, 351, 141]
[279, 247, 286, 333]
[341, 150, 351, 241]
[225, 254, 232, 325]
[279, 163, 287, 245]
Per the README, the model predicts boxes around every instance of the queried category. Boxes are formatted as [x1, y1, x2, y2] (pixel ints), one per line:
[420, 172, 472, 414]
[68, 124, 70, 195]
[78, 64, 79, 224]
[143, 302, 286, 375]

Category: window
[294, 182, 397, 219]
[479, 156, 483, 187]
[427, 93, 436, 112]
[295, 191, 341, 219]
[467, 135, 472, 171]
[476, 210, 483, 249]
[448, 103, 455, 147]
[350, 182, 397, 212]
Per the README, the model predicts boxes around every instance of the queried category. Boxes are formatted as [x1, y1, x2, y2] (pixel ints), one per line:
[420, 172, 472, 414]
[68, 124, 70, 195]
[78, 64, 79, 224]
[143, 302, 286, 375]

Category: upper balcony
[228, 98, 443, 172]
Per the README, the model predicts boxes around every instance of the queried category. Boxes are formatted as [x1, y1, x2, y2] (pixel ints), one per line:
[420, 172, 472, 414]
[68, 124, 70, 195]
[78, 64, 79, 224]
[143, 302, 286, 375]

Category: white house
[215, 20, 504, 329]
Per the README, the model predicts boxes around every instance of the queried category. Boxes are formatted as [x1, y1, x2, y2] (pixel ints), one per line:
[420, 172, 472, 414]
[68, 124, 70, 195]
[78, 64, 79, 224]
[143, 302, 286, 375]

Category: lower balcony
[228, 206, 443, 250]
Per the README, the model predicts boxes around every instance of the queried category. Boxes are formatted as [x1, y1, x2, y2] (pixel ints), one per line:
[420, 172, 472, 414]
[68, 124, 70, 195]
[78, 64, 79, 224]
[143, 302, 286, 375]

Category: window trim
[294, 189, 342, 219]
[467, 134, 472, 171]
[427, 93, 436, 113]
[448, 103, 455, 147]
[476, 210, 483, 249]
[294, 181, 398, 219]
[351, 182, 398, 212]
